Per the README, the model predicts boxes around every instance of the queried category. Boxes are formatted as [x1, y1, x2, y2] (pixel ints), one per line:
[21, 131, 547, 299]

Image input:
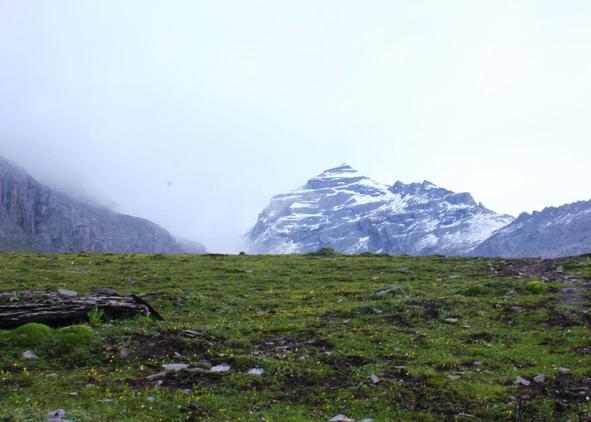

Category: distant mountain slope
[0, 157, 204, 253]
[473, 200, 591, 258]
[246, 164, 514, 255]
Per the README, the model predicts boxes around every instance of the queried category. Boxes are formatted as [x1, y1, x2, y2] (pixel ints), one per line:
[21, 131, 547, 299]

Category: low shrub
[525, 280, 547, 294]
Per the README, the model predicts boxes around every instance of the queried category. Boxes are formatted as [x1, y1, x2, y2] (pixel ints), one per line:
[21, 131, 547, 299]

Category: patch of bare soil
[251, 335, 331, 357]
[492, 255, 591, 320]
[516, 375, 591, 414]
[109, 331, 214, 363]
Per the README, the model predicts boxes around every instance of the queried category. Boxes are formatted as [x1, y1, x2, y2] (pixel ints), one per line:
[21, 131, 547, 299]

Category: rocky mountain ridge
[474, 200, 591, 258]
[0, 156, 204, 253]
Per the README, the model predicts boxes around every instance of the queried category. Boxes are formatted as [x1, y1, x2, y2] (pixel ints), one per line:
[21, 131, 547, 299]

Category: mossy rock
[525, 280, 547, 294]
[13, 323, 53, 346]
[55, 325, 94, 347]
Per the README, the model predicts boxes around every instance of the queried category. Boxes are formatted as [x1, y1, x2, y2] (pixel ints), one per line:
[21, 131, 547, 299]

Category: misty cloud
[1, 1, 591, 252]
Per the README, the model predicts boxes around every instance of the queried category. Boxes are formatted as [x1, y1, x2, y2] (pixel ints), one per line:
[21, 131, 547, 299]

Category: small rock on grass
[533, 374, 546, 383]
[22, 350, 38, 359]
[162, 364, 189, 372]
[370, 373, 380, 384]
[444, 318, 459, 323]
[47, 409, 73, 422]
[329, 415, 355, 422]
[248, 368, 264, 376]
[559, 367, 570, 374]
[180, 329, 202, 338]
[516, 376, 531, 386]
[210, 363, 231, 373]
[57, 289, 78, 298]
[447, 374, 461, 380]
[196, 360, 212, 369]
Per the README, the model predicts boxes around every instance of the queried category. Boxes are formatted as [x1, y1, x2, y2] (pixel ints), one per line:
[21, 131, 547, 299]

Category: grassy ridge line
[0, 252, 590, 421]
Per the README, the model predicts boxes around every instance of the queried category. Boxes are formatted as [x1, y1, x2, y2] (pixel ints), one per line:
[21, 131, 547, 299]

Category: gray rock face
[473, 200, 591, 258]
[0, 157, 201, 253]
[246, 164, 514, 255]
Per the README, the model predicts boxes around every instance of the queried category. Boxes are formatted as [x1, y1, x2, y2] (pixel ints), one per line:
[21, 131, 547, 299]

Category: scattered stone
[447, 374, 461, 380]
[444, 318, 459, 323]
[516, 376, 531, 386]
[533, 374, 546, 383]
[185, 367, 212, 374]
[180, 330, 202, 338]
[358, 419, 374, 422]
[329, 415, 355, 422]
[146, 371, 167, 381]
[559, 367, 571, 374]
[375, 286, 405, 296]
[22, 350, 38, 359]
[472, 361, 483, 366]
[210, 363, 231, 373]
[248, 368, 264, 376]
[162, 364, 189, 372]
[196, 360, 212, 369]
[47, 409, 72, 422]
[57, 289, 78, 298]
[68, 392, 78, 397]
[370, 373, 380, 384]
[119, 347, 130, 358]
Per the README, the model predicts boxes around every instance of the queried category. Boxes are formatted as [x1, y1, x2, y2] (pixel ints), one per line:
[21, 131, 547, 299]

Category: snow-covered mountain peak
[315, 163, 358, 178]
[247, 166, 514, 255]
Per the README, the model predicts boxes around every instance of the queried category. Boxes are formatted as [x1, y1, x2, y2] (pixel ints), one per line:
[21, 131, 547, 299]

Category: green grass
[0, 252, 590, 421]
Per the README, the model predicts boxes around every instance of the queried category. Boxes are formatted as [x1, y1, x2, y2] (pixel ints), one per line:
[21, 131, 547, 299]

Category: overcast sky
[1, 1, 591, 252]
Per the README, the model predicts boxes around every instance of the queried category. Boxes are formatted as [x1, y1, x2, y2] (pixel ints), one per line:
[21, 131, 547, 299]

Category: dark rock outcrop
[0, 157, 199, 253]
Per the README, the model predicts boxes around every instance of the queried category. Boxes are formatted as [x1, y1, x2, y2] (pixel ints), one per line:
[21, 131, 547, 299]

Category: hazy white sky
[1, 1, 591, 252]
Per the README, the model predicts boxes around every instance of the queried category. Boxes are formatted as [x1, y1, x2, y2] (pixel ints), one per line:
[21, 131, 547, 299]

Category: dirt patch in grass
[111, 331, 214, 363]
[465, 331, 510, 345]
[573, 345, 591, 355]
[128, 368, 227, 390]
[546, 312, 578, 327]
[493, 256, 591, 311]
[251, 334, 331, 357]
[516, 374, 591, 413]
[320, 353, 371, 369]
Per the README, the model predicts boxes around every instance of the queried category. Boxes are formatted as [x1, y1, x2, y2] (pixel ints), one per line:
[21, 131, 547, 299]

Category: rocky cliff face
[246, 164, 514, 255]
[473, 200, 591, 258]
[0, 157, 199, 253]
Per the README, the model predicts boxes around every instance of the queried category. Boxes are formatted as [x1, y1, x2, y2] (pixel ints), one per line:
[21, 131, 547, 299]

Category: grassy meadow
[0, 251, 590, 421]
